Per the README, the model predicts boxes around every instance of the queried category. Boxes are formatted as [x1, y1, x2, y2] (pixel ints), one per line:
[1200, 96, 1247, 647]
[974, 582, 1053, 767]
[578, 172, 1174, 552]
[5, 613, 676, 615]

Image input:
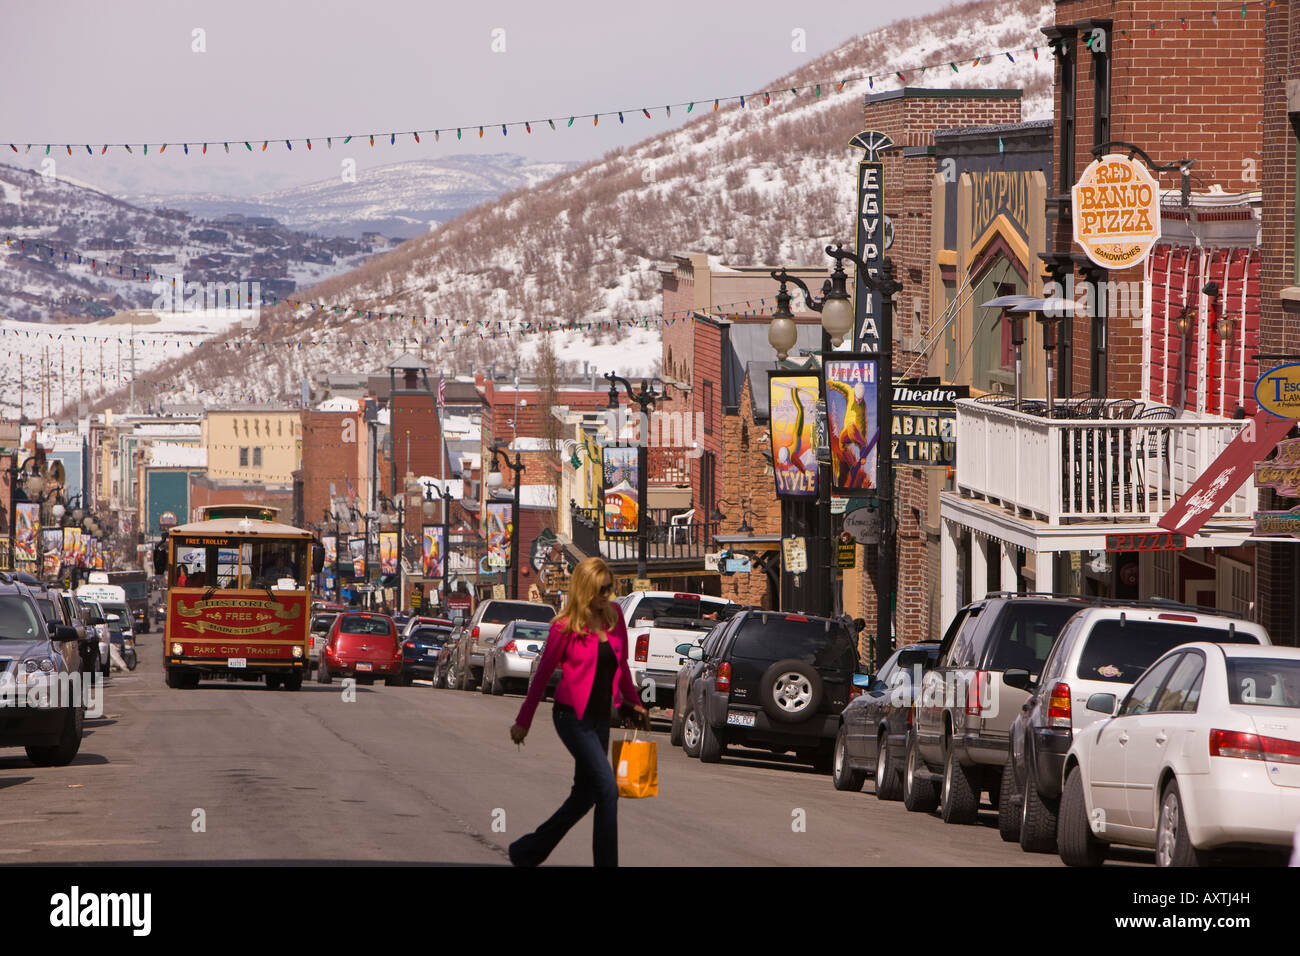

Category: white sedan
[1057, 642, 1300, 866]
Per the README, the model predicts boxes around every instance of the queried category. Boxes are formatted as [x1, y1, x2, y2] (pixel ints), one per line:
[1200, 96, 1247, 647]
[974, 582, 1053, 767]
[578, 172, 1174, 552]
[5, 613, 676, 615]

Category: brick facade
[717, 373, 782, 609]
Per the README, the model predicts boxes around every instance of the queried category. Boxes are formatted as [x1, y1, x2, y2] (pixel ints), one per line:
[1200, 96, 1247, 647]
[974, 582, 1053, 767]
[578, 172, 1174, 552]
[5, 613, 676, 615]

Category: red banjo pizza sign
[1071, 154, 1161, 270]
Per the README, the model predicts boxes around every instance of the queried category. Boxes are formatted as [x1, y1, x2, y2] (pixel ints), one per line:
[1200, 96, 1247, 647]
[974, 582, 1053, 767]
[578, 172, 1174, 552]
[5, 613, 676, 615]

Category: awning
[714, 534, 782, 546]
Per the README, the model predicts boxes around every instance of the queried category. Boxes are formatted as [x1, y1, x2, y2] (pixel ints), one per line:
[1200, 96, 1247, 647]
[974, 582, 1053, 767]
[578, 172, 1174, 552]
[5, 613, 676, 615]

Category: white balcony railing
[954, 399, 1254, 524]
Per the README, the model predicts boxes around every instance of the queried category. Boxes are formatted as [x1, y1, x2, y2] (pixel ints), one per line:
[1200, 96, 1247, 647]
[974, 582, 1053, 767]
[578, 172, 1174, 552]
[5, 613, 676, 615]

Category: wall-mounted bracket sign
[1071, 153, 1161, 270]
[1254, 506, 1300, 538]
[1254, 438, 1300, 498]
[1255, 365, 1300, 420]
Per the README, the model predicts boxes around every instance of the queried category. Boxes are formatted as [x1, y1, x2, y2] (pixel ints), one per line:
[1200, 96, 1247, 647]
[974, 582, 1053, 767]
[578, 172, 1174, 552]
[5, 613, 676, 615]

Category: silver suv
[452, 600, 555, 691]
[906, 595, 1090, 824]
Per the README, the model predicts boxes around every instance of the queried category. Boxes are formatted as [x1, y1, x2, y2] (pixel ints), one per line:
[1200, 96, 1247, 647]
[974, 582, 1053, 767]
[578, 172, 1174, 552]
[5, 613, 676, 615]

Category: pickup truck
[618, 591, 742, 709]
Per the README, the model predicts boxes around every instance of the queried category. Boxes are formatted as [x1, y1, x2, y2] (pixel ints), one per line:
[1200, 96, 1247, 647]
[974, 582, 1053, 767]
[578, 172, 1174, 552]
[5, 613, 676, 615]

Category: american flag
[437, 377, 445, 409]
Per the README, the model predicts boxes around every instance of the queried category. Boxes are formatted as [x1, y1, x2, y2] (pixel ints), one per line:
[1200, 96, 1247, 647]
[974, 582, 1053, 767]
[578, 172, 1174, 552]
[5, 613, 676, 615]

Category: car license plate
[228, 658, 246, 669]
[356, 662, 373, 672]
[727, 711, 755, 727]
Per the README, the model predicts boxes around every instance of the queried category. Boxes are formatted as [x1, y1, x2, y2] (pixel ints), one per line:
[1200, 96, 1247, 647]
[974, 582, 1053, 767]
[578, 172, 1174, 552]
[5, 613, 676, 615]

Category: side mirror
[852, 673, 872, 689]
[675, 643, 694, 656]
[687, 647, 704, 661]
[525, 644, 541, 654]
[1003, 668, 1034, 692]
[54, 625, 79, 643]
[152, 540, 168, 575]
[312, 543, 325, 574]
[1086, 693, 1118, 716]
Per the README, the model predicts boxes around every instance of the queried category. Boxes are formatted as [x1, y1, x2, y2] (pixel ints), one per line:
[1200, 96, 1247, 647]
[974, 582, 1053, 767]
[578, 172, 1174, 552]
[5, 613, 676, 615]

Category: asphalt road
[0, 645, 1120, 866]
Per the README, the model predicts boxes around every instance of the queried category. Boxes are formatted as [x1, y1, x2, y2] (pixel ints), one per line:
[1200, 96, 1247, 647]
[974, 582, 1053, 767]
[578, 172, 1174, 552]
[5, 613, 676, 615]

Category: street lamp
[487, 439, 525, 599]
[604, 372, 661, 582]
[771, 243, 903, 664]
[423, 482, 455, 612]
[323, 507, 342, 597]
[377, 490, 405, 611]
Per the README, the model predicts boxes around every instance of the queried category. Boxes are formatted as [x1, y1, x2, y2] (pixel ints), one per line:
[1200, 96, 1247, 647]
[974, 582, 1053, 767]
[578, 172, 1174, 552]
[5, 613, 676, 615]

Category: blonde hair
[557, 557, 618, 637]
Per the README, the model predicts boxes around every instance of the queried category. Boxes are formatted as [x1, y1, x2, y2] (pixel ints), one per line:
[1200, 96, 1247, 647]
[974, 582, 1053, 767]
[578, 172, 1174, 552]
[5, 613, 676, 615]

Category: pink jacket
[515, 607, 640, 729]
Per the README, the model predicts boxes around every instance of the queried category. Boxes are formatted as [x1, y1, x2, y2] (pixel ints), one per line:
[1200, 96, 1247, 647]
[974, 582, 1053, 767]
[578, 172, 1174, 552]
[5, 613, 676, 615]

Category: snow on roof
[134, 423, 202, 437]
[414, 476, 464, 499]
[509, 437, 562, 452]
[148, 443, 208, 468]
[316, 396, 359, 412]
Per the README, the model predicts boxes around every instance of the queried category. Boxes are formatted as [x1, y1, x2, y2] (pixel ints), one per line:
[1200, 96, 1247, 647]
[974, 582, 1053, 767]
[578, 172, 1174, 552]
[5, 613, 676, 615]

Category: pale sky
[2, 0, 959, 197]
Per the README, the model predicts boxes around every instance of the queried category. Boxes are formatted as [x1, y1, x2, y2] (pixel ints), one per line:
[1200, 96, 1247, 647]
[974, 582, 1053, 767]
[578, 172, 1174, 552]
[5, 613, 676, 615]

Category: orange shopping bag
[610, 730, 658, 798]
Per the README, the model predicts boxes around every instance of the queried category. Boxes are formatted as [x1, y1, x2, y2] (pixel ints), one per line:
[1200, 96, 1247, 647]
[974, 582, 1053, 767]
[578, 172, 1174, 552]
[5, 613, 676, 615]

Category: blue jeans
[509, 703, 618, 867]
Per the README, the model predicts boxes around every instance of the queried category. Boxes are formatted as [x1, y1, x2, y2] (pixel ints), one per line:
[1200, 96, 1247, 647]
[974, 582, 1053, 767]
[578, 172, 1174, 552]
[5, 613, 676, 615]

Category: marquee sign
[1255, 364, 1300, 419]
[1071, 153, 1161, 270]
[1254, 506, 1300, 539]
[849, 130, 894, 352]
[1254, 438, 1300, 498]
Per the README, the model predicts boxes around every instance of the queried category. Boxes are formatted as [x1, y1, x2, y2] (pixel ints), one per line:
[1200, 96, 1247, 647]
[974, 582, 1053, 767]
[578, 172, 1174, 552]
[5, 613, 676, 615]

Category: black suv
[678, 609, 858, 770]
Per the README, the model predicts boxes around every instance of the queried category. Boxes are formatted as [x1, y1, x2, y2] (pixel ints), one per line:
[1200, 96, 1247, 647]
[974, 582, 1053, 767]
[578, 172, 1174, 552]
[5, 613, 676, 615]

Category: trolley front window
[171, 537, 308, 590]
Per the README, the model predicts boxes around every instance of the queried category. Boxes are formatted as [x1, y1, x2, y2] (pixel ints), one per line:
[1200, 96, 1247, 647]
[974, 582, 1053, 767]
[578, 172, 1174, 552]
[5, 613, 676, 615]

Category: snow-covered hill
[95, 0, 1056, 411]
[122, 155, 576, 240]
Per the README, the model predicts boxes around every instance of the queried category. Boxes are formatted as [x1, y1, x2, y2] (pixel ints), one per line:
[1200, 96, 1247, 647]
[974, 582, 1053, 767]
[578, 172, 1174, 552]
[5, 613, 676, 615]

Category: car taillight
[849, 685, 864, 701]
[502, 640, 517, 653]
[965, 671, 987, 716]
[1210, 729, 1300, 764]
[635, 633, 649, 662]
[1047, 682, 1071, 728]
[715, 661, 731, 694]
[471, 626, 480, 639]
[402, 641, 415, 649]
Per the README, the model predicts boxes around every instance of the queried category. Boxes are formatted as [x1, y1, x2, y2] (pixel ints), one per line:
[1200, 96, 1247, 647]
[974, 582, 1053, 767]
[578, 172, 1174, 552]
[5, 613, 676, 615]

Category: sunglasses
[599, 583, 614, 595]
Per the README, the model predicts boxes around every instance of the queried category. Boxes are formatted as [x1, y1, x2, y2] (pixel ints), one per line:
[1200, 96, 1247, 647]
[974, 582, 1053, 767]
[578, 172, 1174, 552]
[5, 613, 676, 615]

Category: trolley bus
[153, 505, 322, 690]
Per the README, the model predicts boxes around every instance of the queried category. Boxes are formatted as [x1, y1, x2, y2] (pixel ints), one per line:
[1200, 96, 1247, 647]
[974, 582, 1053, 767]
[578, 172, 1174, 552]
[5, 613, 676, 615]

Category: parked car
[401, 623, 456, 683]
[905, 594, 1090, 823]
[402, 615, 453, 640]
[677, 609, 858, 770]
[432, 638, 460, 689]
[316, 612, 403, 686]
[1003, 604, 1268, 852]
[526, 649, 563, 701]
[105, 613, 137, 671]
[1057, 643, 1300, 867]
[671, 620, 731, 748]
[52, 589, 103, 677]
[834, 642, 942, 796]
[0, 576, 86, 765]
[308, 612, 340, 677]
[482, 620, 551, 696]
[619, 591, 741, 708]
[451, 600, 555, 691]
[31, 585, 97, 676]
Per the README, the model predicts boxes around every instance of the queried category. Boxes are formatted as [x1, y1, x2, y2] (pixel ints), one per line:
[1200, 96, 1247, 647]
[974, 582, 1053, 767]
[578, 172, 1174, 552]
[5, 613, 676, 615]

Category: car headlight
[171, 643, 183, 655]
[24, 658, 56, 675]
[291, 645, 303, 659]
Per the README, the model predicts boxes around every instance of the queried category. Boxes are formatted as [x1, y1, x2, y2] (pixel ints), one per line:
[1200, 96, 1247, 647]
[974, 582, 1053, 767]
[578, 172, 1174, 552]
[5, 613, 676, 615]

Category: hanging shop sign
[824, 357, 879, 493]
[1254, 438, 1300, 498]
[836, 533, 857, 568]
[14, 503, 39, 563]
[768, 371, 822, 498]
[842, 506, 880, 545]
[890, 380, 967, 467]
[1254, 506, 1300, 538]
[379, 531, 398, 575]
[602, 446, 640, 536]
[1071, 153, 1162, 270]
[1255, 364, 1300, 419]
[849, 130, 895, 352]
[485, 502, 512, 568]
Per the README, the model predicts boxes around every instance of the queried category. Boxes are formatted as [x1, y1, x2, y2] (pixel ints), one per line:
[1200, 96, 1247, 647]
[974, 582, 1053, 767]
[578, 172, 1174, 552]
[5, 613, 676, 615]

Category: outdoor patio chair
[669, 509, 696, 545]
[1131, 406, 1176, 509]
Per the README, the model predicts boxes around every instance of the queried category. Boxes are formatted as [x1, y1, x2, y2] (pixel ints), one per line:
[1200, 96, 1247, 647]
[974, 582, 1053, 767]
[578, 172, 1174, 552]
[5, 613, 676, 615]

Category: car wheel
[479, 665, 492, 694]
[491, 673, 505, 696]
[940, 742, 979, 824]
[1057, 766, 1106, 867]
[902, 732, 939, 813]
[1019, 766, 1060, 854]
[26, 707, 83, 767]
[757, 658, 823, 724]
[832, 726, 866, 791]
[998, 755, 1021, 843]
[875, 734, 903, 801]
[282, 673, 303, 692]
[317, 661, 332, 684]
[682, 707, 703, 758]
[669, 706, 684, 748]
[699, 717, 725, 764]
[1156, 779, 1207, 867]
[445, 666, 459, 691]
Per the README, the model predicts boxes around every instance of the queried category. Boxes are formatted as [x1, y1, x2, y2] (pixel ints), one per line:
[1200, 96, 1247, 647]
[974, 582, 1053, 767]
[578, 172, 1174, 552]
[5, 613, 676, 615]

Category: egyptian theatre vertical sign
[850, 131, 895, 353]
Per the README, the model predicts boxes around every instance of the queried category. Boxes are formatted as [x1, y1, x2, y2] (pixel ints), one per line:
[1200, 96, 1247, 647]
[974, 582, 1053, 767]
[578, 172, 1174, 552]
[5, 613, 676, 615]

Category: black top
[587, 640, 617, 722]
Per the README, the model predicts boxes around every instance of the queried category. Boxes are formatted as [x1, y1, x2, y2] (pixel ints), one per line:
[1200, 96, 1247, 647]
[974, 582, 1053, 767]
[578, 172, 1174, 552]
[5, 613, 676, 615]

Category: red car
[316, 612, 404, 686]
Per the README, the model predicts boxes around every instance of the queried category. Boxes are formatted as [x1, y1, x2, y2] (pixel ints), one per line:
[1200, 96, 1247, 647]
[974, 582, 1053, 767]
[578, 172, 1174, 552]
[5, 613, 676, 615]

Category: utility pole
[18, 354, 24, 423]
[129, 325, 136, 414]
[60, 343, 65, 414]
